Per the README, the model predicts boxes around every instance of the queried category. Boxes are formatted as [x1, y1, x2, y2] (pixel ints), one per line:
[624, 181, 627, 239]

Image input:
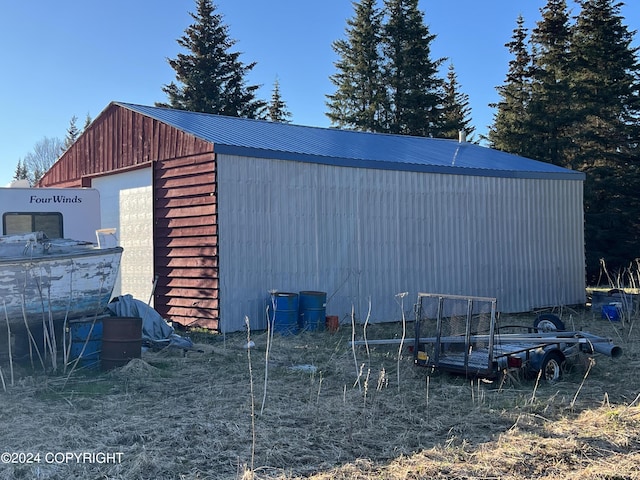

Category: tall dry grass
[0, 303, 638, 479]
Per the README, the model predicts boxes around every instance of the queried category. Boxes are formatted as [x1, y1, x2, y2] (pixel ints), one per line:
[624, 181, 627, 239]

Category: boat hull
[0, 239, 123, 330]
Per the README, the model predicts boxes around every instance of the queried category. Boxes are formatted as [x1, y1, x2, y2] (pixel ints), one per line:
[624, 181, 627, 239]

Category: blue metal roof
[116, 102, 585, 180]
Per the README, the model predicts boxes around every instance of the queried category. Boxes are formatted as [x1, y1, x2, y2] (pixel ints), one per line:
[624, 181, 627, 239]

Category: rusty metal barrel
[101, 317, 142, 370]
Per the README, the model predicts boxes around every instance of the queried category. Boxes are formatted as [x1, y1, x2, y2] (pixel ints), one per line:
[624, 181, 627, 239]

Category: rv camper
[0, 185, 101, 242]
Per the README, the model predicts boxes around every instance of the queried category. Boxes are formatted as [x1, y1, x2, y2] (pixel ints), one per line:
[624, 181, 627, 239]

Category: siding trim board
[212, 145, 583, 181]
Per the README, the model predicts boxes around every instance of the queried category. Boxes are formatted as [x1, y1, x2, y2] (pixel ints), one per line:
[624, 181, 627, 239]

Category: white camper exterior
[0, 187, 102, 243]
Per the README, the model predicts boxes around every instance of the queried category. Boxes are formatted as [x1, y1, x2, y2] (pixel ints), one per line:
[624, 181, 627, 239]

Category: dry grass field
[0, 305, 639, 479]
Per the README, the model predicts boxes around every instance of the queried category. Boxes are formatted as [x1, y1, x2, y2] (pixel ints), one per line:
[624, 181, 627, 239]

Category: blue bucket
[298, 291, 327, 331]
[69, 319, 103, 369]
[268, 293, 299, 335]
[601, 304, 620, 322]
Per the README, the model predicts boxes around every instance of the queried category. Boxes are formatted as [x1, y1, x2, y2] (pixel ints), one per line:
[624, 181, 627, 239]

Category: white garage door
[91, 169, 154, 304]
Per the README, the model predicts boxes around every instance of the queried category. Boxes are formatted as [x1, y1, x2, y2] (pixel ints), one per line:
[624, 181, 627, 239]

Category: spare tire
[534, 313, 565, 332]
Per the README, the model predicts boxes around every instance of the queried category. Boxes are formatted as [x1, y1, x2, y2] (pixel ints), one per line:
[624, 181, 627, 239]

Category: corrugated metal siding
[217, 155, 585, 332]
[153, 153, 219, 329]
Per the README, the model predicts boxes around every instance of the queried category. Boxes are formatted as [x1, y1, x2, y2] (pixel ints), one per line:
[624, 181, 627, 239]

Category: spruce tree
[440, 63, 475, 141]
[13, 160, 28, 181]
[488, 16, 533, 156]
[158, 0, 265, 118]
[528, 0, 575, 167]
[382, 0, 445, 136]
[326, 0, 386, 131]
[62, 115, 80, 152]
[267, 78, 292, 123]
[569, 0, 640, 281]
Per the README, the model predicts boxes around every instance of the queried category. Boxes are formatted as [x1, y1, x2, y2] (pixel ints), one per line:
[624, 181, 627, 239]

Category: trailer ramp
[414, 293, 499, 378]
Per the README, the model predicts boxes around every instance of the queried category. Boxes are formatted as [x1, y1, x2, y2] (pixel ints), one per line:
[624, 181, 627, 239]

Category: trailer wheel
[534, 314, 565, 332]
[540, 352, 564, 382]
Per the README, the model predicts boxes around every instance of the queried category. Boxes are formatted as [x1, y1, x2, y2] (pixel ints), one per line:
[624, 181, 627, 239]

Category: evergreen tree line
[488, 0, 640, 283]
[158, 0, 472, 140]
[163, 0, 638, 283]
[14, 0, 638, 286]
[13, 0, 292, 186]
[326, 0, 473, 139]
[155, 0, 290, 123]
[16, 0, 462, 184]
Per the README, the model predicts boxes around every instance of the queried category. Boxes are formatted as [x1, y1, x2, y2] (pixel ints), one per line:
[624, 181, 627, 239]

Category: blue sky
[1, 0, 638, 186]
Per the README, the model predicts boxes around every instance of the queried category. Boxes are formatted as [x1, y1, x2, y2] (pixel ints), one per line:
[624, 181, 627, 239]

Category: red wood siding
[39, 104, 214, 186]
[39, 103, 220, 330]
[153, 153, 219, 329]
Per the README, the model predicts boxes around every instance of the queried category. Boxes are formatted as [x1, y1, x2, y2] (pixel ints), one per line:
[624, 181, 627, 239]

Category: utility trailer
[412, 293, 622, 382]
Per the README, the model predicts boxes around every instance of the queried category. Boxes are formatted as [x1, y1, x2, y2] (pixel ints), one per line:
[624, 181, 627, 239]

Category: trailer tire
[534, 314, 565, 332]
[540, 351, 564, 383]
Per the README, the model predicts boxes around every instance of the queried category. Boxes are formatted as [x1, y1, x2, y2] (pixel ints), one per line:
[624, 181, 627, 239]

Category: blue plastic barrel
[268, 292, 299, 335]
[298, 291, 327, 331]
[69, 319, 103, 369]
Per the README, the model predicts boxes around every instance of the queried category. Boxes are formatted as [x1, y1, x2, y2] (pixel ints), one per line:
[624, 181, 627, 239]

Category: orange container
[325, 315, 339, 333]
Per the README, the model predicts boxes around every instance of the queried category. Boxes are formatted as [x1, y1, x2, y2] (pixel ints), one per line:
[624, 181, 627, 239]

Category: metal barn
[39, 102, 586, 332]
